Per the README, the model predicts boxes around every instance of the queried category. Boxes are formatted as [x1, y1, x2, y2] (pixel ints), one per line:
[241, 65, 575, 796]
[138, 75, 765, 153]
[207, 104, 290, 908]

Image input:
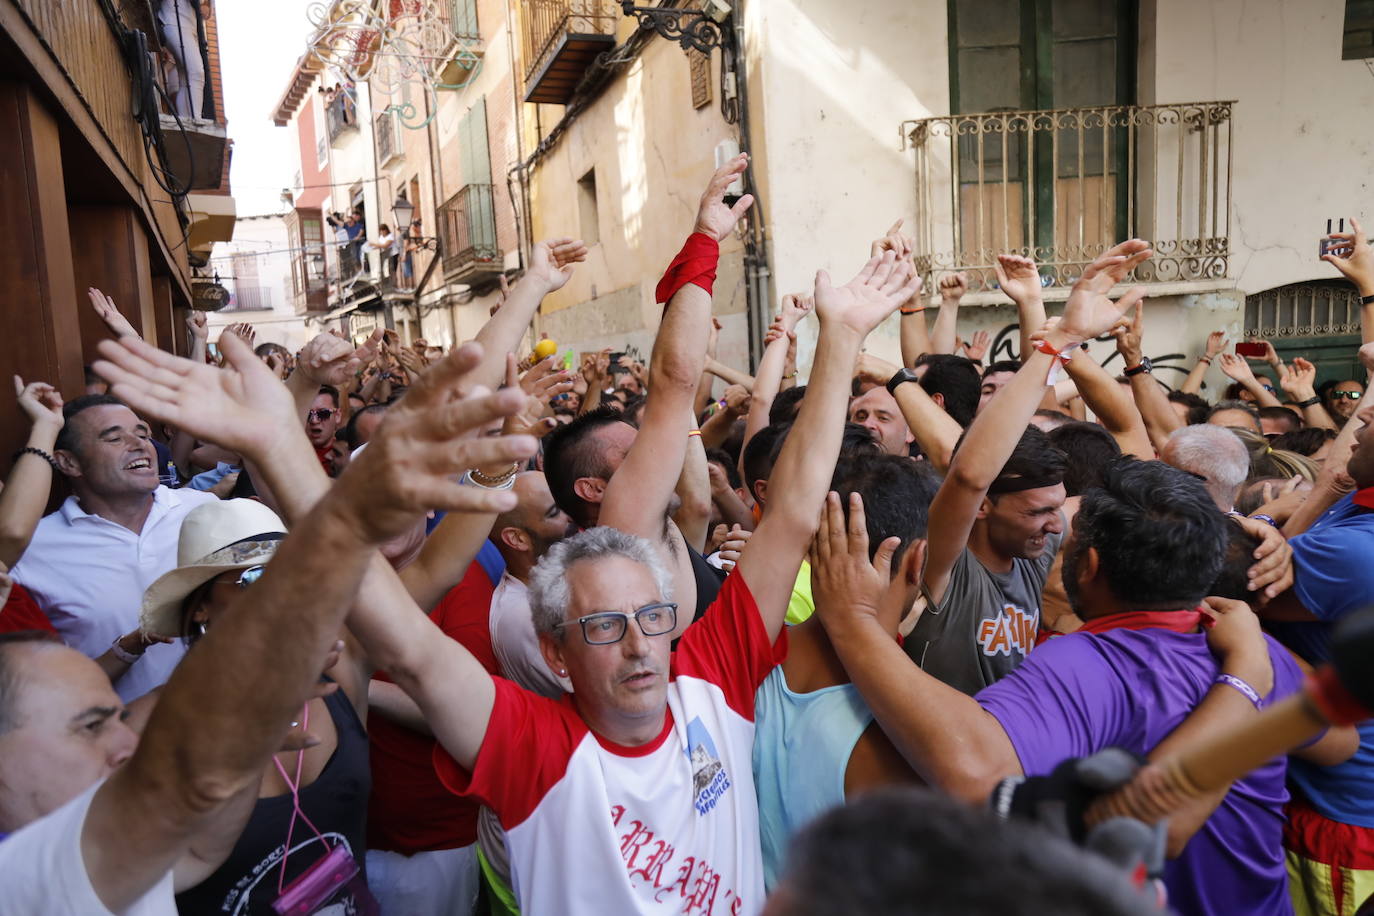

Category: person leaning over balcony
[369, 224, 399, 279]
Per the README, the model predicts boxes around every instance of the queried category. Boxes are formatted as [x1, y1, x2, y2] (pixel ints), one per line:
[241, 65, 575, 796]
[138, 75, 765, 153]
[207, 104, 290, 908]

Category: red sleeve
[670, 570, 787, 720]
[432, 677, 589, 831]
[430, 562, 500, 676]
[0, 584, 56, 635]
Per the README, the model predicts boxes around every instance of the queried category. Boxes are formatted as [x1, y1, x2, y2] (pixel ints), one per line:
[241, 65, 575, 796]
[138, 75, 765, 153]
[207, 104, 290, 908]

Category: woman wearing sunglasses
[134, 497, 377, 915]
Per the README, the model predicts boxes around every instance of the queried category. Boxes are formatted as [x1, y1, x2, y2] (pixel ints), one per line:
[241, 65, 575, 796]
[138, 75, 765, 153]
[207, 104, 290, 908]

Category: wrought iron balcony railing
[903, 100, 1234, 293]
[438, 183, 500, 280]
[521, 0, 619, 104]
[325, 92, 358, 143]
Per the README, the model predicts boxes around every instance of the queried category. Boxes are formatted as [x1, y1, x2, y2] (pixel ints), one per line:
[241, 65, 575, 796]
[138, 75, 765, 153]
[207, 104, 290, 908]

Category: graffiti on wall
[987, 324, 1190, 389]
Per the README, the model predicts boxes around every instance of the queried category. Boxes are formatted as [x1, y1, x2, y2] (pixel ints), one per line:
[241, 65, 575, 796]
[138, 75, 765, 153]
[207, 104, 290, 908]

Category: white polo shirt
[11, 486, 216, 701]
[489, 572, 571, 699]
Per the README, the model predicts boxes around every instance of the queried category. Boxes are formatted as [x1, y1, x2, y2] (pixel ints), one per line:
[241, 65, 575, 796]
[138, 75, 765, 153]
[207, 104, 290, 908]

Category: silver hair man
[528, 527, 676, 637]
[1161, 425, 1250, 510]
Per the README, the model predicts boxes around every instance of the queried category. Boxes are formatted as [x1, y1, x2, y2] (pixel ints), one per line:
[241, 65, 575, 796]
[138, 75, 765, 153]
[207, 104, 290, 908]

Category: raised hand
[13, 377, 64, 430]
[693, 153, 755, 243]
[1111, 301, 1145, 365]
[1217, 352, 1259, 384]
[333, 342, 538, 542]
[1056, 240, 1151, 344]
[721, 383, 751, 417]
[809, 491, 900, 627]
[938, 271, 970, 303]
[297, 328, 384, 387]
[870, 219, 913, 262]
[993, 255, 1041, 303]
[88, 287, 140, 339]
[502, 354, 563, 439]
[526, 237, 588, 293]
[1204, 330, 1227, 360]
[92, 331, 300, 463]
[1200, 596, 1274, 696]
[779, 292, 814, 331]
[814, 250, 924, 337]
[715, 524, 752, 572]
[854, 352, 899, 386]
[1322, 216, 1374, 294]
[962, 330, 991, 362]
[518, 354, 574, 404]
[1278, 357, 1319, 401]
[186, 310, 208, 343]
[225, 323, 257, 348]
[707, 316, 722, 359]
[1360, 341, 1374, 375]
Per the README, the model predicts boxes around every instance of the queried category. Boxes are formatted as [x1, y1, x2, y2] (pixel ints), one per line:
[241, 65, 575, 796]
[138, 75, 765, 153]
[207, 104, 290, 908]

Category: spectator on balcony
[157, 0, 207, 119]
[401, 219, 423, 289]
[369, 224, 400, 280]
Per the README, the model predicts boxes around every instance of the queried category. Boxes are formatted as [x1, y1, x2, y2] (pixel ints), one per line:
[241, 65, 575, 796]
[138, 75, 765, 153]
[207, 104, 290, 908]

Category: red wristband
[655, 232, 720, 305]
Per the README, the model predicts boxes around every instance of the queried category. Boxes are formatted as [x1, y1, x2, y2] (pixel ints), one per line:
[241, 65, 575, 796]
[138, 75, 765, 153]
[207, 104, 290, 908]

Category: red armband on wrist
[655, 232, 720, 306]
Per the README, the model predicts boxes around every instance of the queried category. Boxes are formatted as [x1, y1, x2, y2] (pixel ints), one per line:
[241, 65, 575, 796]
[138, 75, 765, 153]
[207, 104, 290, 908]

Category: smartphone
[1235, 341, 1268, 358]
[1320, 218, 1346, 257]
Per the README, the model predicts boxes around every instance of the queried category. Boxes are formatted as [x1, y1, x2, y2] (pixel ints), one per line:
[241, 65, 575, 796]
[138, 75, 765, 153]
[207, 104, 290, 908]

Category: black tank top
[174, 687, 371, 915]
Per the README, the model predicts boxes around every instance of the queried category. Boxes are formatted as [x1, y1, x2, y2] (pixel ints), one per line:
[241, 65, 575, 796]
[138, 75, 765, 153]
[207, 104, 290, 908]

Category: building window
[578, 168, 600, 246]
[1344, 1, 1374, 59]
[316, 132, 328, 168]
[451, 0, 479, 40]
[690, 49, 712, 110]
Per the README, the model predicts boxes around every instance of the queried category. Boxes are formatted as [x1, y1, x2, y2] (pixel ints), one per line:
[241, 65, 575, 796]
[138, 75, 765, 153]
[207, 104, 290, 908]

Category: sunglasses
[1330, 390, 1363, 401]
[307, 408, 336, 422]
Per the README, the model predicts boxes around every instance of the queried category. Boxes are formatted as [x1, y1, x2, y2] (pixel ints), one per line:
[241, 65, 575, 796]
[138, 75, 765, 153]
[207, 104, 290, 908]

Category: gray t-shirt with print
[904, 530, 1063, 696]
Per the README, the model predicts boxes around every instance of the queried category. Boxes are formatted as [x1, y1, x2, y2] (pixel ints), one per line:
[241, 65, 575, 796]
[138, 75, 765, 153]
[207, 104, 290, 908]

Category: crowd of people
[1, 153, 1372, 916]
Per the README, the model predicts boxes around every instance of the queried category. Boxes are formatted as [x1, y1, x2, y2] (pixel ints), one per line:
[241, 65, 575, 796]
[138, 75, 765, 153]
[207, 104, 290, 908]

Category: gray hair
[527, 527, 675, 638]
[1163, 425, 1249, 510]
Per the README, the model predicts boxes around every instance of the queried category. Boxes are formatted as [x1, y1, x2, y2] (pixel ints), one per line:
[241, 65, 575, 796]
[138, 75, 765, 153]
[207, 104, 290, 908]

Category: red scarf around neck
[1352, 486, 1374, 511]
[1039, 608, 1204, 646]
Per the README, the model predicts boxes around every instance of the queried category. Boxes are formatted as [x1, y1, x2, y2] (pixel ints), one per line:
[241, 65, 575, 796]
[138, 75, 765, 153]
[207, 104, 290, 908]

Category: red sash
[1038, 608, 1204, 646]
[655, 232, 719, 305]
[1352, 486, 1374, 511]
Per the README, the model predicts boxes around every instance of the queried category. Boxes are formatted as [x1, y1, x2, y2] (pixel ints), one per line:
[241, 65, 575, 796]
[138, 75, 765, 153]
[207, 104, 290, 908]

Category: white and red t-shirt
[434, 572, 786, 915]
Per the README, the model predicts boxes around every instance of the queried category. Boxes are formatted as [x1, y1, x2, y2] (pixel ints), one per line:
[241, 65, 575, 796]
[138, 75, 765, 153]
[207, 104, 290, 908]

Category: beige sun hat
[140, 499, 287, 638]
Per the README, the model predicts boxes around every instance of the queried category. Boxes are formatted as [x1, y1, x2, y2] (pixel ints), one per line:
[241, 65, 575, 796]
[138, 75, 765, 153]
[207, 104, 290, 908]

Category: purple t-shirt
[977, 628, 1302, 916]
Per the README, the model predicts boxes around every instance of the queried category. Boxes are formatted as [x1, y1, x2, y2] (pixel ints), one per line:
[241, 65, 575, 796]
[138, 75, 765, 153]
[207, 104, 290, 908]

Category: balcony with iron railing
[903, 100, 1234, 295]
[438, 183, 501, 283]
[326, 90, 359, 143]
[521, 0, 619, 104]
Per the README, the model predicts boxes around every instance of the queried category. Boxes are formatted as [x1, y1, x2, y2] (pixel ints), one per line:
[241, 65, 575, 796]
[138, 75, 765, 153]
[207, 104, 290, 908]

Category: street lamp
[392, 195, 415, 230]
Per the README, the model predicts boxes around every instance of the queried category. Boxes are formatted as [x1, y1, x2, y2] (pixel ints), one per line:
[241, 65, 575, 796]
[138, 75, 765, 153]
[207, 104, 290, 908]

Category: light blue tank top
[752, 666, 874, 890]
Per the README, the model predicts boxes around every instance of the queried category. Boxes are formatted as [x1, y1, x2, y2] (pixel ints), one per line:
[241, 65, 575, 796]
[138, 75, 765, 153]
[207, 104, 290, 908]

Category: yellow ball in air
[533, 338, 558, 360]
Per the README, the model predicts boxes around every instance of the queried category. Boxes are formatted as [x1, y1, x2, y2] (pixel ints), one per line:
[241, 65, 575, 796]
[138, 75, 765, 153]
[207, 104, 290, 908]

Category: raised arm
[1218, 353, 1283, 407]
[865, 221, 932, 367]
[703, 357, 755, 391]
[1278, 358, 1338, 431]
[600, 155, 753, 544]
[924, 242, 1153, 604]
[0, 379, 63, 568]
[742, 294, 812, 452]
[993, 255, 1047, 363]
[1321, 216, 1374, 344]
[855, 353, 962, 473]
[472, 238, 587, 388]
[169, 312, 210, 478]
[1114, 305, 1181, 454]
[1057, 307, 1151, 457]
[1180, 331, 1226, 395]
[929, 271, 967, 355]
[736, 250, 921, 639]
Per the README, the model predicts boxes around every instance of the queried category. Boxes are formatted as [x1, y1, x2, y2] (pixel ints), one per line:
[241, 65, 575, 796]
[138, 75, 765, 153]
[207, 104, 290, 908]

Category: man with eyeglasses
[338, 245, 919, 913]
[1323, 378, 1366, 424]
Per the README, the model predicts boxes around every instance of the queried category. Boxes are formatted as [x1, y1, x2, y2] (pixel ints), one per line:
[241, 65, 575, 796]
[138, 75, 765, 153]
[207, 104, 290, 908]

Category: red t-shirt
[0, 583, 57, 635]
[366, 561, 499, 853]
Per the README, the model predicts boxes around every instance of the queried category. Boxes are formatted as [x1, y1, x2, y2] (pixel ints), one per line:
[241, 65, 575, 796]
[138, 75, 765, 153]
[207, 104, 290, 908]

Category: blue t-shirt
[1282, 493, 1374, 827]
[977, 628, 1302, 916]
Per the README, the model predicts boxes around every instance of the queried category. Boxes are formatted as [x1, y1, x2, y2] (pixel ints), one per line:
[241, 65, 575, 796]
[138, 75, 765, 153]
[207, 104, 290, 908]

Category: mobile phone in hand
[1235, 341, 1268, 358]
[1320, 218, 1346, 257]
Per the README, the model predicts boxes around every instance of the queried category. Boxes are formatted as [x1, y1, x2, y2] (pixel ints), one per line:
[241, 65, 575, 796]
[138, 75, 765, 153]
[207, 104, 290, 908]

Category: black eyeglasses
[307, 408, 336, 422]
[552, 603, 678, 645]
[1331, 390, 1363, 401]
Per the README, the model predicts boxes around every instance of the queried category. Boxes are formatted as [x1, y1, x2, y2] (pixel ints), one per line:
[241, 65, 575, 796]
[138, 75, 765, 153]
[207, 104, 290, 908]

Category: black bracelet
[1361, 293, 1374, 305]
[11, 447, 58, 469]
[1297, 395, 1322, 408]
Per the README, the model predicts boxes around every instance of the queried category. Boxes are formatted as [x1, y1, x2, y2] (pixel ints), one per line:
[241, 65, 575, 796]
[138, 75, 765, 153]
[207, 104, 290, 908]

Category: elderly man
[0, 331, 535, 915]
[1161, 425, 1251, 511]
[848, 385, 914, 456]
[10, 395, 217, 701]
[344, 245, 919, 912]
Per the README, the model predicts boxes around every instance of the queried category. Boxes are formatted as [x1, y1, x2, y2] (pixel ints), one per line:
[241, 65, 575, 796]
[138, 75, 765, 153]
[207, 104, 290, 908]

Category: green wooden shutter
[457, 98, 495, 254]
[452, 0, 479, 40]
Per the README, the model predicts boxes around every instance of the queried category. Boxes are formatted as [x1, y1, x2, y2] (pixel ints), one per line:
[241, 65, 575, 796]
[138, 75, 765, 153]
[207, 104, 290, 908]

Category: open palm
[814, 251, 924, 336]
[92, 331, 301, 462]
[1059, 240, 1152, 341]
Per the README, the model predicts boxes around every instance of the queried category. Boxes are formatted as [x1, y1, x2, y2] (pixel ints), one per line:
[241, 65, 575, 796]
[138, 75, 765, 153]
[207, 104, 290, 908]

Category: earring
[196, 622, 207, 637]
[559, 669, 567, 676]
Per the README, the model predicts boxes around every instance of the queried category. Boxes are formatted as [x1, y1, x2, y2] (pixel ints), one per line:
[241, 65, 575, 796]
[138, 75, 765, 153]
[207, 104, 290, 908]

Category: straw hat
[140, 499, 286, 638]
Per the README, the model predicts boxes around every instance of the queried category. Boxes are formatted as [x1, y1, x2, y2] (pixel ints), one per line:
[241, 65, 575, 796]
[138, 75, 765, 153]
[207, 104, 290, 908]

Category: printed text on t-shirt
[978, 604, 1037, 657]
[610, 805, 746, 914]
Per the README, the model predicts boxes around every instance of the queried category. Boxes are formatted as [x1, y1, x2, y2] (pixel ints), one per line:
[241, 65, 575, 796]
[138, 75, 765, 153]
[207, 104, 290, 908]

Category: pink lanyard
[272, 702, 333, 894]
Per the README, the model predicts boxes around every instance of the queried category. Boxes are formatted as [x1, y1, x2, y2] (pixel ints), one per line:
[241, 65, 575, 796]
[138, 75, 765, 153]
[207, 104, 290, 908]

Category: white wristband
[109, 636, 143, 665]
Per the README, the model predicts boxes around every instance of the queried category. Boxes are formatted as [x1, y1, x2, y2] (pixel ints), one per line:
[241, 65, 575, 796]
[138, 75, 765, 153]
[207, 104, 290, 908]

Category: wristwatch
[886, 367, 920, 396]
[1123, 357, 1153, 377]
